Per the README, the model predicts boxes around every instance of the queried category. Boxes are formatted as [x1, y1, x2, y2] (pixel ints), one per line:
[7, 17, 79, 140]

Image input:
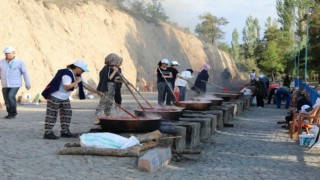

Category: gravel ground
[0, 92, 319, 180]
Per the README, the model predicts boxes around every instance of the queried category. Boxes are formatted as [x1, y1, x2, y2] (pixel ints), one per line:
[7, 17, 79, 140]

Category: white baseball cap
[3, 46, 15, 54]
[74, 60, 89, 72]
[171, 61, 180, 66]
[161, 59, 169, 64]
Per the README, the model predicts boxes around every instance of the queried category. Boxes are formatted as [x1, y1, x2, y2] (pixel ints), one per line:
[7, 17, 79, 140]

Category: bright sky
[161, 0, 278, 44]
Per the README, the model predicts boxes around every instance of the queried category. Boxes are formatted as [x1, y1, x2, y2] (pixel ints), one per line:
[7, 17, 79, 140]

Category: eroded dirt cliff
[0, 0, 246, 101]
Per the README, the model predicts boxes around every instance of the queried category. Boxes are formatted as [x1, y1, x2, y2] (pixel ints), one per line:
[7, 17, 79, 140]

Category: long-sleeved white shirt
[175, 71, 193, 89]
[0, 57, 31, 88]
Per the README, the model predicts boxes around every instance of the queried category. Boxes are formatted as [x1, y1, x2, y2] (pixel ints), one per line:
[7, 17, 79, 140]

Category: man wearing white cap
[167, 60, 190, 104]
[0, 46, 31, 119]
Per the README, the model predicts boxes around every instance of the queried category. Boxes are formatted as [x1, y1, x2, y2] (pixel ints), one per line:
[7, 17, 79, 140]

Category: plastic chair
[291, 107, 320, 140]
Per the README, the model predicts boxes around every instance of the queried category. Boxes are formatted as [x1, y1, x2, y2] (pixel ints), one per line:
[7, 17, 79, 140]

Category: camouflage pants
[95, 83, 115, 117]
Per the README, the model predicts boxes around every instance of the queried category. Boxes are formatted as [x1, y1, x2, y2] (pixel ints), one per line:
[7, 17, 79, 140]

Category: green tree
[195, 12, 228, 44]
[308, 4, 320, 82]
[231, 29, 240, 63]
[242, 16, 260, 59]
[145, 0, 168, 21]
[129, 0, 146, 18]
[295, 0, 314, 41]
[218, 42, 231, 53]
[258, 41, 284, 79]
[276, 0, 295, 37]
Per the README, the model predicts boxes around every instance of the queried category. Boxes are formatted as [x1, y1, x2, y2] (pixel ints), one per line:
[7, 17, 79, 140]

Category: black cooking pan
[213, 92, 241, 100]
[83, 82, 162, 132]
[192, 96, 224, 106]
[134, 107, 184, 121]
[99, 116, 162, 132]
[178, 100, 211, 111]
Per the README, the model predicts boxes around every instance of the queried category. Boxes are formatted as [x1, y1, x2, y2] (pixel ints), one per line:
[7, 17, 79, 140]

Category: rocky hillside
[0, 0, 246, 101]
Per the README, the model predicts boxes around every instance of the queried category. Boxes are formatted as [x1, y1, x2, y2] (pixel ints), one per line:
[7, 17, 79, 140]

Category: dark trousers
[268, 88, 276, 104]
[114, 83, 122, 105]
[157, 82, 174, 105]
[178, 86, 186, 101]
[2, 87, 19, 116]
[256, 94, 265, 107]
[275, 89, 291, 108]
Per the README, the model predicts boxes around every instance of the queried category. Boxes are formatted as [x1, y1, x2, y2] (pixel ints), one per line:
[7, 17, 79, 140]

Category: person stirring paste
[156, 59, 173, 106]
[95, 53, 123, 125]
[42, 60, 101, 140]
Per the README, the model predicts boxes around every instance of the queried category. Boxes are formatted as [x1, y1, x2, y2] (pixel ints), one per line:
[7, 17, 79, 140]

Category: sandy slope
[0, 0, 246, 102]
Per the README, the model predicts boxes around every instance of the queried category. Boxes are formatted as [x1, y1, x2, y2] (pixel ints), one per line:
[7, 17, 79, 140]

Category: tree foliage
[242, 16, 260, 59]
[276, 0, 295, 35]
[195, 12, 228, 44]
[231, 29, 240, 63]
[309, 5, 320, 73]
[258, 41, 284, 78]
[115, 0, 168, 22]
[145, 0, 168, 21]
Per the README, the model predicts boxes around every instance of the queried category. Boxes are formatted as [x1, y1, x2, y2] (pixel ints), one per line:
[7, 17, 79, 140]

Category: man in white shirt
[0, 46, 31, 119]
[250, 69, 256, 83]
[175, 68, 193, 101]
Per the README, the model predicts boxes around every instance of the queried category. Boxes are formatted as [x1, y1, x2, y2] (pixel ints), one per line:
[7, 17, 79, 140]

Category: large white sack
[80, 133, 140, 149]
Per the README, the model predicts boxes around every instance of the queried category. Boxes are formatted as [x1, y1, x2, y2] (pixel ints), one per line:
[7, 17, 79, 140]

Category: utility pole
[304, 7, 312, 83]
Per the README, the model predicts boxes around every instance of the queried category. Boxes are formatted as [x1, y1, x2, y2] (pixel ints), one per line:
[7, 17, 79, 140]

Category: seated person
[282, 93, 312, 128]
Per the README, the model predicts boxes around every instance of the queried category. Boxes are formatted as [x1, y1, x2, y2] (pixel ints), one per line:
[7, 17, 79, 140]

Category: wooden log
[172, 149, 202, 154]
[129, 141, 159, 152]
[59, 147, 139, 157]
[135, 130, 162, 143]
[64, 143, 81, 147]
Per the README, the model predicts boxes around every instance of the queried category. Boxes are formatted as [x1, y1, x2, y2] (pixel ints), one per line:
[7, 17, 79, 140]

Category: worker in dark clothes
[275, 86, 291, 109]
[254, 78, 267, 108]
[156, 59, 173, 106]
[282, 74, 291, 88]
[192, 64, 211, 94]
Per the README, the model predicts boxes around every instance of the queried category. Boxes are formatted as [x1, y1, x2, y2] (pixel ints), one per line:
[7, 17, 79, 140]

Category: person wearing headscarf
[95, 53, 123, 124]
[192, 64, 211, 94]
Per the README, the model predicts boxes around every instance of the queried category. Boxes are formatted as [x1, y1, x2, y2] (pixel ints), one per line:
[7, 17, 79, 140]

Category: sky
[161, 0, 278, 44]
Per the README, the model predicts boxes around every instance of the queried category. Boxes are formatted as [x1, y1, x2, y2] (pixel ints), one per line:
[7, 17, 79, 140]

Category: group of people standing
[0, 46, 123, 140]
[0, 46, 214, 140]
[42, 53, 124, 139]
[250, 69, 292, 109]
[155, 59, 212, 106]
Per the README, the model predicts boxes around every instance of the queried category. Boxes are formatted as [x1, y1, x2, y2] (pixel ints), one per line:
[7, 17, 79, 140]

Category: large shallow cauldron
[178, 100, 211, 111]
[213, 92, 241, 101]
[99, 116, 161, 132]
[134, 107, 184, 121]
[192, 96, 224, 106]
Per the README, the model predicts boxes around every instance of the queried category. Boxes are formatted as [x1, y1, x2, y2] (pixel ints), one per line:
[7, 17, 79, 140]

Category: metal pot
[99, 116, 162, 132]
[213, 92, 240, 100]
[178, 100, 211, 111]
[134, 107, 184, 121]
[192, 96, 224, 106]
